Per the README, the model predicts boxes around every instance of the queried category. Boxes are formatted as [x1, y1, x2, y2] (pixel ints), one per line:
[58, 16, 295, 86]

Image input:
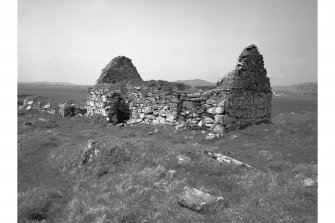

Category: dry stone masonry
[96, 56, 142, 85]
[87, 45, 272, 134]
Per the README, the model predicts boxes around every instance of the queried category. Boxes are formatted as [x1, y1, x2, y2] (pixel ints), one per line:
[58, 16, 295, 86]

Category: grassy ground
[18, 104, 317, 222]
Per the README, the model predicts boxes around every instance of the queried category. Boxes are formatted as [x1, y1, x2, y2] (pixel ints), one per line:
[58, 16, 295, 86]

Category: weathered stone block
[214, 115, 224, 124]
[213, 124, 225, 135]
[204, 117, 214, 124]
[215, 106, 224, 114]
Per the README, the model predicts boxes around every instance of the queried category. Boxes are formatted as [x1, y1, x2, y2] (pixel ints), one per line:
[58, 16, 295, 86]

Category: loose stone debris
[204, 151, 259, 172]
[205, 133, 219, 140]
[177, 155, 191, 164]
[178, 186, 225, 213]
[303, 178, 316, 187]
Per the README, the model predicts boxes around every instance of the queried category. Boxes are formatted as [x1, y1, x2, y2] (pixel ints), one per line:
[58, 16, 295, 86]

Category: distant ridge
[174, 79, 215, 87]
[18, 82, 92, 88]
[19, 81, 77, 86]
[272, 82, 317, 93]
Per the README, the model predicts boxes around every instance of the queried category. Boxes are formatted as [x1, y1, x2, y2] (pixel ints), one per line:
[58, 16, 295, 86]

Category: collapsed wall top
[96, 56, 143, 85]
[217, 44, 271, 92]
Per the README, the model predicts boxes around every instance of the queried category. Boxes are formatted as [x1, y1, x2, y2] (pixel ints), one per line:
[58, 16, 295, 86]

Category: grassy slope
[18, 107, 317, 222]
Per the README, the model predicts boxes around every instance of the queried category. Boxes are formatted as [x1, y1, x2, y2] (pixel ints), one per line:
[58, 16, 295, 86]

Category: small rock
[178, 186, 225, 212]
[205, 133, 218, 140]
[38, 118, 48, 122]
[106, 123, 114, 128]
[116, 123, 124, 127]
[177, 154, 191, 164]
[257, 150, 273, 161]
[303, 178, 316, 187]
[197, 120, 204, 128]
[26, 106, 32, 110]
[43, 102, 50, 109]
[275, 129, 285, 135]
[47, 109, 56, 115]
[229, 135, 238, 140]
[168, 170, 176, 179]
[157, 116, 166, 124]
[143, 106, 153, 114]
[175, 123, 185, 130]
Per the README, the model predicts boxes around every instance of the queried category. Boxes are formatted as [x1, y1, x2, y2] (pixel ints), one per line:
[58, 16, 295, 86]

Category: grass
[18, 105, 317, 222]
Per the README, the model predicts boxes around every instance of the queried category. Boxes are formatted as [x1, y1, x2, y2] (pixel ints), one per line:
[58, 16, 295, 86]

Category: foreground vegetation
[18, 107, 317, 222]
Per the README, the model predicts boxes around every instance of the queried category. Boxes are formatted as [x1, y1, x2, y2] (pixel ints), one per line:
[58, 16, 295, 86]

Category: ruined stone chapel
[87, 44, 272, 134]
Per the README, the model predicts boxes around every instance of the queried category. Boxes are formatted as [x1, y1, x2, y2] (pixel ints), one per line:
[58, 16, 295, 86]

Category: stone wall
[87, 45, 272, 134]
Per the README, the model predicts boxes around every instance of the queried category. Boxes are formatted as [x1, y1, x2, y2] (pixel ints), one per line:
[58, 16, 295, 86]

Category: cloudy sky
[18, 0, 317, 85]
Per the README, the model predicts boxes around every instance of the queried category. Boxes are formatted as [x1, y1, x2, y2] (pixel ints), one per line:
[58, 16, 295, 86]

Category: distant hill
[174, 79, 216, 87]
[272, 82, 317, 92]
[19, 82, 77, 86]
[272, 82, 317, 96]
[18, 82, 92, 88]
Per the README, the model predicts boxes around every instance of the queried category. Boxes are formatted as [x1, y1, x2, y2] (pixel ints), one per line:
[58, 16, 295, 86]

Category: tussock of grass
[18, 187, 65, 222]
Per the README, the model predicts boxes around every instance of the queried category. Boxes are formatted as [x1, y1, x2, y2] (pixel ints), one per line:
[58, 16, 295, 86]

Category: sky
[18, 0, 317, 86]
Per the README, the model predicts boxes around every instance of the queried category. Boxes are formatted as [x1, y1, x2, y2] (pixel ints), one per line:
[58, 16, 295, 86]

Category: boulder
[178, 187, 225, 212]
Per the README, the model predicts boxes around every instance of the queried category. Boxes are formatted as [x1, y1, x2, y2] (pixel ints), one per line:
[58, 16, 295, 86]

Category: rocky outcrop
[96, 56, 143, 85]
